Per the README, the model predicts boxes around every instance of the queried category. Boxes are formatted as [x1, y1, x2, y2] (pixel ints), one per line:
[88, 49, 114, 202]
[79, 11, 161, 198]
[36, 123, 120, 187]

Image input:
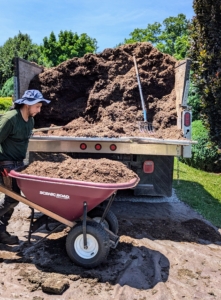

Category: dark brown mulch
[118, 218, 221, 244]
[30, 42, 184, 140]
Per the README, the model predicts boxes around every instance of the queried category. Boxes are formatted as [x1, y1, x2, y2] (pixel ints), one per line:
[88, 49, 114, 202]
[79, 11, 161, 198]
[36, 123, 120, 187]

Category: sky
[0, 0, 195, 52]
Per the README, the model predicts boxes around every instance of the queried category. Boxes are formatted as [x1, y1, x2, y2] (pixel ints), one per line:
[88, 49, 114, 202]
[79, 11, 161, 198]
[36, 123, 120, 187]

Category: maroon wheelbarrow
[0, 167, 139, 268]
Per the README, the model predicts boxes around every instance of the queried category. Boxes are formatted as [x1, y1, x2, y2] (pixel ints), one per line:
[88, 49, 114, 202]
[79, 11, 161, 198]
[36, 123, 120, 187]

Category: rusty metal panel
[14, 57, 43, 99]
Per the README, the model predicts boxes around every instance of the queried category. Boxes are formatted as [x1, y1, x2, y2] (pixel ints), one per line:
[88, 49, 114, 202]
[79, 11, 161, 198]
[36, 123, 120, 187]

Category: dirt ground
[1, 191, 221, 300]
[30, 42, 184, 140]
[20, 154, 139, 183]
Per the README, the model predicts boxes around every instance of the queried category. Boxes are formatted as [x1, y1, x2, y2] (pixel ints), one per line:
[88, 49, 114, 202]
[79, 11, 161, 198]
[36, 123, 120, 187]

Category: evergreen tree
[188, 0, 221, 147]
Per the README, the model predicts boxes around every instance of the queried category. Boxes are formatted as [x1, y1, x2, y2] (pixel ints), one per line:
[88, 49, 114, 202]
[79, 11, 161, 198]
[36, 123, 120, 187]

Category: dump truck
[13, 51, 195, 197]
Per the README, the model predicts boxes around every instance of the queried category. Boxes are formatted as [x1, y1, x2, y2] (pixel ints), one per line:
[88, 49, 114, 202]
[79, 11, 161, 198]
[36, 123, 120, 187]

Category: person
[0, 89, 50, 245]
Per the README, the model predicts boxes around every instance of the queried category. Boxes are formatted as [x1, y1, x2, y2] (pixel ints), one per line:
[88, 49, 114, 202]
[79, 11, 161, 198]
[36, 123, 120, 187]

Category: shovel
[133, 56, 154, 133]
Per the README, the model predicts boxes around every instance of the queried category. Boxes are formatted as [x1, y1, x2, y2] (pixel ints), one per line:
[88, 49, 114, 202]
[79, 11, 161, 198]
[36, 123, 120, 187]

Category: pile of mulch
[21, 154, 139, 183]
[30, 42, 184, 140]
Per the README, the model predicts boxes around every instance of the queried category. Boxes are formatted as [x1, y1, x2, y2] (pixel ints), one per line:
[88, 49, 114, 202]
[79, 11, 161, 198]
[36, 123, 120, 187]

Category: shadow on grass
[173, 179, 221, 229]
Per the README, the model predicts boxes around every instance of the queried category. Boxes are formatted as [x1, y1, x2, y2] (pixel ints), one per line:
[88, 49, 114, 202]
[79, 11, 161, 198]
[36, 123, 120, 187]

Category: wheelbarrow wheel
[66, 221, 110, 268]
[88, 207, 119, 234]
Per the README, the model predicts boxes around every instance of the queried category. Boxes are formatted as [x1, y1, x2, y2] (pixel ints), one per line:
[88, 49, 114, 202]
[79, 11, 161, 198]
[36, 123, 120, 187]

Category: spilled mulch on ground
[21, 153, 139, 183]
[30, 42, 184, 140]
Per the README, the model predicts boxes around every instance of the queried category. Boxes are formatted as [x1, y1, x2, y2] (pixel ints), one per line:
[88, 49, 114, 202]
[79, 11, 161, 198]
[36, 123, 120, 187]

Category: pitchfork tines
[138, 121, 154, 133]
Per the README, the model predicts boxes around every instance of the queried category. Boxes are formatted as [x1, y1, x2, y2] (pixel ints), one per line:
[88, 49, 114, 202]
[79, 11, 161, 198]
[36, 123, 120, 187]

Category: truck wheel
[88, 207, 119, 234]
[66, 221, 110, 268]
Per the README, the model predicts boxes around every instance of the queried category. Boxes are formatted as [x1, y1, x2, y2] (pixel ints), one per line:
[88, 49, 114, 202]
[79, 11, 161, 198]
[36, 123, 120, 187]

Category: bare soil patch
[1, 196, 221, 299]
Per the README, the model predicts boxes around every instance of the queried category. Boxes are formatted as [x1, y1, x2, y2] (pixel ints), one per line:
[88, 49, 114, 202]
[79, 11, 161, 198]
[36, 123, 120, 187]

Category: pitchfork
[133, 56, 154, 133]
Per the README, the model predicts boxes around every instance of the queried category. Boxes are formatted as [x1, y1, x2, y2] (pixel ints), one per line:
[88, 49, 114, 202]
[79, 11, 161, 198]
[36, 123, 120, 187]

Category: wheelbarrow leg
[83, 201, 88, 249]
[27, 209, 55, 243]
[28, 208, 35, 243]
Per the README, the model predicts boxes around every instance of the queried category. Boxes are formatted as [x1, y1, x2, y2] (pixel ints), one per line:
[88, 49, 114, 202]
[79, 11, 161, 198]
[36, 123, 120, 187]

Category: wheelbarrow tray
[9, 168, 139, 221]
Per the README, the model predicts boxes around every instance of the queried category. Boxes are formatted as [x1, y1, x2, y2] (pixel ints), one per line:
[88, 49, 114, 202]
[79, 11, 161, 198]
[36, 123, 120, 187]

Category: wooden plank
[0, 184, 75, 228]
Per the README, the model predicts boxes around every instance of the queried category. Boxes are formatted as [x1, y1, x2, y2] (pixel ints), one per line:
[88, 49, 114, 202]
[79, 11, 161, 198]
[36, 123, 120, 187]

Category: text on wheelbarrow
[39, 191, 70, 200]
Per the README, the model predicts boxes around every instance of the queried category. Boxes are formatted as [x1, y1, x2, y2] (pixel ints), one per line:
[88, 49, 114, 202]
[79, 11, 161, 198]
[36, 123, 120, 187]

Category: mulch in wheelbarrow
[21, 153, 138, 183]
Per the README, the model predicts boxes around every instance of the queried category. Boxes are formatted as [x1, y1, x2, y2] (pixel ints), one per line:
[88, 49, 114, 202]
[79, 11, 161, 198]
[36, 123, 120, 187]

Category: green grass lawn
[173, 158, 221, 228]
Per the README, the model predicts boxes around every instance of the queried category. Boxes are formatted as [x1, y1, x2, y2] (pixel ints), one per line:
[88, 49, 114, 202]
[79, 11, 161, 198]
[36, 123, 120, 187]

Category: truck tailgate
[29, 136, 197, 156]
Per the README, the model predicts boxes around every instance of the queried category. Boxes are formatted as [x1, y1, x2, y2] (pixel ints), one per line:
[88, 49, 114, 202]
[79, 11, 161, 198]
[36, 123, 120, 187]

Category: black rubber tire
[87, 207, 119, 235]
[66, 221, 110, 268]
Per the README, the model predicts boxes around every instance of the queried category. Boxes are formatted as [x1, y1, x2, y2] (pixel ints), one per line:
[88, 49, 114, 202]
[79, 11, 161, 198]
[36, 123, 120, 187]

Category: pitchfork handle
[133, 56, 147, 122]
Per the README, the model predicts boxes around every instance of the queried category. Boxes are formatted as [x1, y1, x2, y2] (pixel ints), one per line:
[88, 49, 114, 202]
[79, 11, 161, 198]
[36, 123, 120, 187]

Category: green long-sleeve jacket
[0, 109, 34, 161]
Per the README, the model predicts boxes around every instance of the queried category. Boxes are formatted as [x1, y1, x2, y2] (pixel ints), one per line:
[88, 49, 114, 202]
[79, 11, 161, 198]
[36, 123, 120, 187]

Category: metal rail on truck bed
[28, 136, 197, 156]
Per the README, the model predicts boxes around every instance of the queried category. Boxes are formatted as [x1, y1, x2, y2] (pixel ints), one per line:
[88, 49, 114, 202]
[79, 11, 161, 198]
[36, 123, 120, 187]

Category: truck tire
[66, 221, 110, 268]
[87, 207, 119, 235]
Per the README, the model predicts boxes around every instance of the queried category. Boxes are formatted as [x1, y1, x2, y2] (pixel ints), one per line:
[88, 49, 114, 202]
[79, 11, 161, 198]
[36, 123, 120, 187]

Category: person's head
[14, 90, 50, 117]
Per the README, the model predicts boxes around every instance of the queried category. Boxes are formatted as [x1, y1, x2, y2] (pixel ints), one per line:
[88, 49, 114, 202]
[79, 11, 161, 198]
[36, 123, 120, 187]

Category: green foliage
[0, 77, 14, 97]
[124, 22, 162, 44]
[0, 32, 41, 89]
[182, 120, 221, 172]
[188, 0, 221, 148]
[124, 14, 190, 59]
[173, 35, 190, 60]
[0, 97, 13, 112]
[157, 14, 190, 58]
[40, 30, 98, 67]
[187, 77, 201, 121]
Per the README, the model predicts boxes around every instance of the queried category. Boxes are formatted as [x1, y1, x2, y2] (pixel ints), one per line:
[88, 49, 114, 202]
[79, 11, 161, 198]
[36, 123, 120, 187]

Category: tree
[40, 30, 98, 67]
[0, 77, 14, 97]
[188, 0, 221, 148]
[123, 14, 190, 59]
[181, 120, 221, 172]
[187, 79, 201, 121]
[0, 32, 41, 89]
[124, 22, 162, 44]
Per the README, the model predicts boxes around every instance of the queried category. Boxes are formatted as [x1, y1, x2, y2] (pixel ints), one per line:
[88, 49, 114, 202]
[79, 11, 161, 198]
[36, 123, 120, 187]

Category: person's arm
[0, 117, 13, 144]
